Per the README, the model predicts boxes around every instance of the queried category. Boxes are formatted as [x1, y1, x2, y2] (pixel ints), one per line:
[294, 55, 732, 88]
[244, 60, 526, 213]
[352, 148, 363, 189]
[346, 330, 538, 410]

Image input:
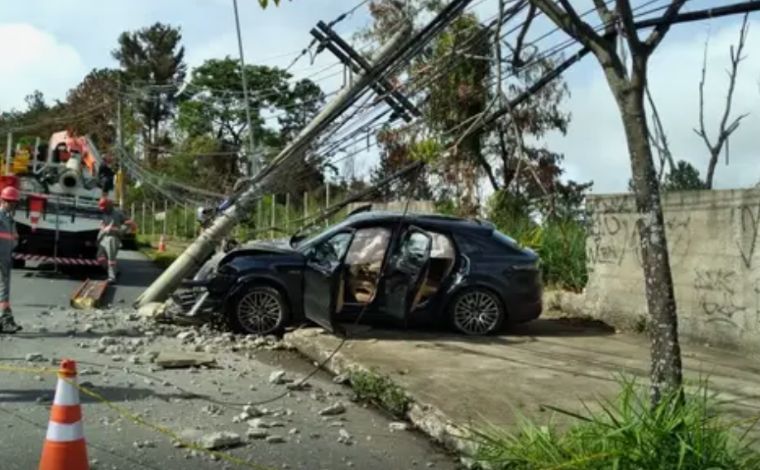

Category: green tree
[662, 160, 706, 192]
[175, 57, 325, 195]
[113, 22, 186, 168]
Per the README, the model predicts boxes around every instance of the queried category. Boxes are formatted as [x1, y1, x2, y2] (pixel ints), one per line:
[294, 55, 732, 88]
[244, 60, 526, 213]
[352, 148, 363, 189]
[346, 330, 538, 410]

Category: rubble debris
[25, 353, 45, 362]
[155, 351, 216, 369]
[332, 374, 350, 385]
[138, 302, 166, 318]
[265, 435, 286, 444]
[246, 428, 269, 440]
[319, 402, 346, 416]
[202, 404, 224, 416]
[269, 370, 287, 385]
[337, 429, 353, 446]
[199, 432, 242, 450]
[176, 331, 196, 342]
[389, 422, 410, 432]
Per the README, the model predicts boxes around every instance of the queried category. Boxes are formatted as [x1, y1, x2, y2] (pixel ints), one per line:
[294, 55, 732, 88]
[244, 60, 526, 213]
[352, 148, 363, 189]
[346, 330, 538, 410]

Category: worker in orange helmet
[0, 187, 21, 333]
[97, 197, 134, 283]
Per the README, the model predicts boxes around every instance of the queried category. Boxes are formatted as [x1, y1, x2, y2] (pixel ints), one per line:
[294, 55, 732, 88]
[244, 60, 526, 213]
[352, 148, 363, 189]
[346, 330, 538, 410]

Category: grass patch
[349, 370, 412, 418]
[473, 377, 760, 469]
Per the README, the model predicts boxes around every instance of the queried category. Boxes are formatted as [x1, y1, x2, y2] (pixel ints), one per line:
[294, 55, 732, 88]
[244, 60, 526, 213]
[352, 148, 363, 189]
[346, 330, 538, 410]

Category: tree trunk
[614, 82, 683, 404]
[705, 148, 719, 189]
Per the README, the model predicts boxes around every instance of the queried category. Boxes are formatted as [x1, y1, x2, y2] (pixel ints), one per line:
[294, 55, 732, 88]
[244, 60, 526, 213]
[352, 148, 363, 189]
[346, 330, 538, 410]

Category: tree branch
[644, 0, 688, 51]
[616, 0, 644, 53]
[645, 86, 675, 181]
[592, 0, 616, 36]
[512, 4, 537, 68]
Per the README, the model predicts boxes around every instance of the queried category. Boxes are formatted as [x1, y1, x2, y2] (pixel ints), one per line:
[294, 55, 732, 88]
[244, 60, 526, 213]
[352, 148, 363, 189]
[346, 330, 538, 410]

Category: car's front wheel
[449, 288, 505, 335]
[228, 286, 289, 336]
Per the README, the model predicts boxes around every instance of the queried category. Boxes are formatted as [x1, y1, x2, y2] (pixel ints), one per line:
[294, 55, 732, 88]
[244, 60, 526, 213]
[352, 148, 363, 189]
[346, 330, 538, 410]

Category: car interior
[339, 227, 456, 311]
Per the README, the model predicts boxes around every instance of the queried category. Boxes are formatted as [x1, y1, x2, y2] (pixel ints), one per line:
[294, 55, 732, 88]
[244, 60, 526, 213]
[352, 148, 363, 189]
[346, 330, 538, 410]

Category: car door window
[394, 230, 431, 273]
[309, 232, 353, 267]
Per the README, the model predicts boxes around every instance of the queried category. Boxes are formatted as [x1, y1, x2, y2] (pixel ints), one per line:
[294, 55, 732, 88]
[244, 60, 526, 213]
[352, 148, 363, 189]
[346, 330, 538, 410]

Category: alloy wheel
[237, 288, 284, 335]
[453, 290, 501, 335]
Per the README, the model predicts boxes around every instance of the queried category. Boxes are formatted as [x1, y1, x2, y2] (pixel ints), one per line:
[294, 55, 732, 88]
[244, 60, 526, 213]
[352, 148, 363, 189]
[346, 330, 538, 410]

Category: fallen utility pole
[135, 24, 412, 307]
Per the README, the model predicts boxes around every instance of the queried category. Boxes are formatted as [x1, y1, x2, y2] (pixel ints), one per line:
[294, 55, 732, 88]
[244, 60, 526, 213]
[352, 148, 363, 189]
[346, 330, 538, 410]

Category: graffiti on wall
[737, 204, 760, 269]
[587, 213, 691, 269]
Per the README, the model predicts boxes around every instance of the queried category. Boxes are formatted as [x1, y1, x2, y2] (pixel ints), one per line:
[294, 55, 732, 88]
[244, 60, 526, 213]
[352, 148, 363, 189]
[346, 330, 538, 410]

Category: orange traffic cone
[157, 234, 166, 253]
[39, 359, 89, 470]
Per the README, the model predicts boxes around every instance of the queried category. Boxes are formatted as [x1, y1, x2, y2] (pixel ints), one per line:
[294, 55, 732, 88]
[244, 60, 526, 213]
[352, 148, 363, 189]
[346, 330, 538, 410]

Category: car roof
[344, 210, 494, 233]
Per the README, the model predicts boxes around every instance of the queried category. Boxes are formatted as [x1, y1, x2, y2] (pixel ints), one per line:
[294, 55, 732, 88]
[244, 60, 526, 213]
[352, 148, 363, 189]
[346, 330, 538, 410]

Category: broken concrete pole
[155, 351, 216, 369]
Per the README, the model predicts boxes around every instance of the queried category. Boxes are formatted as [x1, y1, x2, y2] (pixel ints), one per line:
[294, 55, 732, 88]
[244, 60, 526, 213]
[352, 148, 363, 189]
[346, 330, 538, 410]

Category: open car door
[378, 226, 432, 324]
[302, 230, 355, 334]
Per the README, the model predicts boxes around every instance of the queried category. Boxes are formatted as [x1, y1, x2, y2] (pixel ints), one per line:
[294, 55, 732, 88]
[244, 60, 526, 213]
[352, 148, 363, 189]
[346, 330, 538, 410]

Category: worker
[97, 197, 134, 283]
[0, 187, 21, 333]
[98, 155, 115, 196]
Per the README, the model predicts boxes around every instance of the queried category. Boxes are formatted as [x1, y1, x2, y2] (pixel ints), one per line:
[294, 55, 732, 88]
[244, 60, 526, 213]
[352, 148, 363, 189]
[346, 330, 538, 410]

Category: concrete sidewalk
[285, 315, 760, 456]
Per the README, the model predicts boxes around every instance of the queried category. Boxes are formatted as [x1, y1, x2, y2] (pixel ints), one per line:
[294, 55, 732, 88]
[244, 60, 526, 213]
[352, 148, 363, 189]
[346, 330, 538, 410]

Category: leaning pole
[135, 25, 411, 307]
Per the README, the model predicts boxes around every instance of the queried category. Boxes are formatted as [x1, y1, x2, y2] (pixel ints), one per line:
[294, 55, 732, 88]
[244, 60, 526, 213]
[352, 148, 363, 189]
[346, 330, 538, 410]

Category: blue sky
[0, 0, 757, 193]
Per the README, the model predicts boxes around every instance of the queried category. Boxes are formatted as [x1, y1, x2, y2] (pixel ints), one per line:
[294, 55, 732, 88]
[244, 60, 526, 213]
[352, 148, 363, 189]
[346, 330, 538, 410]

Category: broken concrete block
[199, 431, 241, 450]
[176, 331, 196, 342]
[269, 370, 286, 384]
[337, 429, 353, 445]
[318, 402, 346, 416]
[265, 435, 286, 444]
[25, 353, 45, 362]
[138, 302, 165, 318]
[389, 422, 410, 432]
[246, 428, 269, 440]
[155, 351, 216, 369]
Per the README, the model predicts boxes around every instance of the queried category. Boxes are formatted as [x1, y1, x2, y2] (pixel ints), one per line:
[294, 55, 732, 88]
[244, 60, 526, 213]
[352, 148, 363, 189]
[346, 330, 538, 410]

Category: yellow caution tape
[0, 362, 274, 470]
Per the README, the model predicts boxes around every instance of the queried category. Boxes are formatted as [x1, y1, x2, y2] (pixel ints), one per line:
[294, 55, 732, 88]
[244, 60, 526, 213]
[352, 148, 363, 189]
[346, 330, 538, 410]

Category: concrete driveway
[286, 314, 760, 452]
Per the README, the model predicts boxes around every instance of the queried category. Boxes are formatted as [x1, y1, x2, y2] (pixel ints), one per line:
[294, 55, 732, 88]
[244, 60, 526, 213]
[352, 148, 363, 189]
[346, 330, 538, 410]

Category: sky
[0, 0, 757, 194]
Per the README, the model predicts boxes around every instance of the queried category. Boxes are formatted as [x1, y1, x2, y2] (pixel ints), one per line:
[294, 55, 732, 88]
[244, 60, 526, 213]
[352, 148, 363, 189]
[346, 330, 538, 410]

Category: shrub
[473, 378, 760, 470]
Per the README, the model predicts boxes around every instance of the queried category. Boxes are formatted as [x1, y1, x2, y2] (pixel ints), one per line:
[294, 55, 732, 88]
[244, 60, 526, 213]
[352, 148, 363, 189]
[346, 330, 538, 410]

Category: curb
[284, 329, 479, 462]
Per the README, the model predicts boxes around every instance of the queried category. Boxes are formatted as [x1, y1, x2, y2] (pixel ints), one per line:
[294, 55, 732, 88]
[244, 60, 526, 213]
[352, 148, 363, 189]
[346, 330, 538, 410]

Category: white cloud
[0, 23, 86, 111]
[546, 18, 760, 193]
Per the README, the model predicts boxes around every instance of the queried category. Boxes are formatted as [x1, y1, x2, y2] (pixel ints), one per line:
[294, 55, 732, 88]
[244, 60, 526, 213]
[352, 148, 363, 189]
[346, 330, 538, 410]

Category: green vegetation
[473, 378, 760, 470]
[486, 191, 588, 292]
[349, 370, 412, 419]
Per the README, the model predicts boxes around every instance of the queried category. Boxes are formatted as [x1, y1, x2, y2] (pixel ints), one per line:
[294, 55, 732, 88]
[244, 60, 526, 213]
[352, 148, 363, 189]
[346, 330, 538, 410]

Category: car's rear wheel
[449, 288, 504, 336]
[228, 286, 289, 336]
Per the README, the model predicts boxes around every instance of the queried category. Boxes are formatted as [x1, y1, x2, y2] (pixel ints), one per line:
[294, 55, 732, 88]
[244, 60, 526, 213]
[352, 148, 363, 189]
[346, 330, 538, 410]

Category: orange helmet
[98, 197, 112, 210]
[1, 187, 20, 202]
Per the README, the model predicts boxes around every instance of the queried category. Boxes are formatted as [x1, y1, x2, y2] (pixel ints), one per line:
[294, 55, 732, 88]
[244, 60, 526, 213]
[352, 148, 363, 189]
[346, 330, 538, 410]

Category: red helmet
[1, 187, 20, 202]
[98, 197, 112, 210]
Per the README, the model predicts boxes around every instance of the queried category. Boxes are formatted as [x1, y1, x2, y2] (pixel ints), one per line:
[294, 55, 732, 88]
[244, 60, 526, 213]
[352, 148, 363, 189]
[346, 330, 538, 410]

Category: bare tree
[694, 13, 750, 189]
[529, 0, 687, 404]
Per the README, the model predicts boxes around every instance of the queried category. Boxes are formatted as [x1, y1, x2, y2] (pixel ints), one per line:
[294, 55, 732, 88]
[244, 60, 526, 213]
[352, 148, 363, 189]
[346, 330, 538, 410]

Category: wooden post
[285, 193, 290, 232]
[141, 201, 146, 236]
[185, 205, 190, 239]
[303, 191, 308, 229]
[163, 199, 168, 236]
[325, 184, 330, 227]
[256, 199, 262, 237]
[270, 195, 276, 239]
[151, 200, 156, 242]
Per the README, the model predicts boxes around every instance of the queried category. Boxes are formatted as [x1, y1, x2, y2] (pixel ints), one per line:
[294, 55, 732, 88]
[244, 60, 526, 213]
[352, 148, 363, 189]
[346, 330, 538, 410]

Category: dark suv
[174, 211, 543, 336]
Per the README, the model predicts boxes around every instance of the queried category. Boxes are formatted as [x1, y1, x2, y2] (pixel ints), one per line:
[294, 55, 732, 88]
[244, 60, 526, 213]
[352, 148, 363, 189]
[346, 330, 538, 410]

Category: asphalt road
[0, 250, 458, 470]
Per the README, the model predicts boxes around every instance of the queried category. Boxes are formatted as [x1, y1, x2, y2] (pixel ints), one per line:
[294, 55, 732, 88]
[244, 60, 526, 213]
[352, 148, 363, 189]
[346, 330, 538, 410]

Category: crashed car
[174, 211, 543, 336]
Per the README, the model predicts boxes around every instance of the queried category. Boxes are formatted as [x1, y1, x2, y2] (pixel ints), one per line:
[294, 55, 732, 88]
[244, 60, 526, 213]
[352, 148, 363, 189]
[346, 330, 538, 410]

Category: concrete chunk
[199, 431, 241, 450]
[155, 351, 216, 369]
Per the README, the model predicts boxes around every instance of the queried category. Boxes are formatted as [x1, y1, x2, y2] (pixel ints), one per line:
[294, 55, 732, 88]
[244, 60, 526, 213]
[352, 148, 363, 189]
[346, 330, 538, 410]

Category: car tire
[448, 288, 505, 336]
[227, 285, 290, 336]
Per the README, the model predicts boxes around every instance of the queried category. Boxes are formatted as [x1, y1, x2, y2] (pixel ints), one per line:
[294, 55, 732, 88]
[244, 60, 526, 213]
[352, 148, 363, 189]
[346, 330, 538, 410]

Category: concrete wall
[581, 188, 760, 350]
[346, 200, 435, 214]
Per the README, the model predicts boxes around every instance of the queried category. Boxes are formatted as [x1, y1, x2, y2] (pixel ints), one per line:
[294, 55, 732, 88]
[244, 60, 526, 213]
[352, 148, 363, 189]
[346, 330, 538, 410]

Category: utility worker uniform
[97, 198, 133, 283]
[0, 187, 21, 333]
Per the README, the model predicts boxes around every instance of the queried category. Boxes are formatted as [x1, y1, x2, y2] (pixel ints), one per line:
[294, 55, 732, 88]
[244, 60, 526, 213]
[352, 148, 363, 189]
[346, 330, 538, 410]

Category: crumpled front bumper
[171, 274, 236, 317]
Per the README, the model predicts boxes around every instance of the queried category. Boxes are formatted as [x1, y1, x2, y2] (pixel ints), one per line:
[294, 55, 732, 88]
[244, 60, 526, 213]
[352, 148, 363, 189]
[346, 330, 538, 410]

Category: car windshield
[291, 221, 350, 251]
